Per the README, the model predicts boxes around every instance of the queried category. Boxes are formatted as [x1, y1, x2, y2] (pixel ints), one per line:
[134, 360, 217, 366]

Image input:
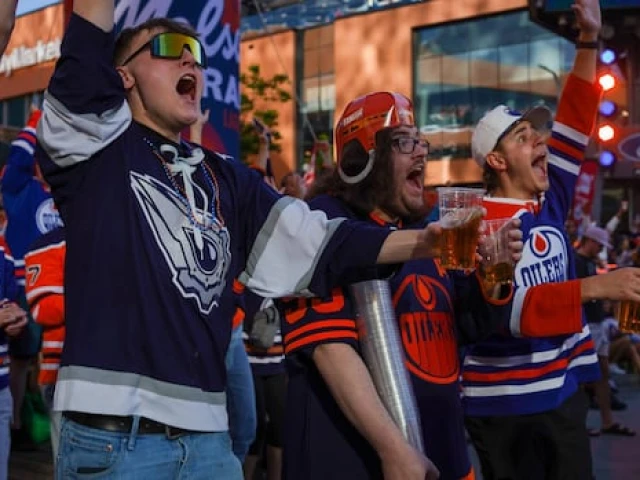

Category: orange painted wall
[0, 4, 64, 101]
[333, 0, 528, 185]
[240, 30, 297, 182]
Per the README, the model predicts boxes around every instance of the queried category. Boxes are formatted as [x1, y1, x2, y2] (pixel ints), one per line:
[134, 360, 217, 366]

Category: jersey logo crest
[130, 171, 231, 314]
[516, 226, 567, 288]
[35, 198, 63, 234]
[531, 231, 551, 257]
[394, 274, 458, 384]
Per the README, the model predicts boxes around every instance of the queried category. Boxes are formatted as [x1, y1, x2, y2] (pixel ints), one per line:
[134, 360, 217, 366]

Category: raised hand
[420, 221, 444, 260]
[571, 0, 601, 39]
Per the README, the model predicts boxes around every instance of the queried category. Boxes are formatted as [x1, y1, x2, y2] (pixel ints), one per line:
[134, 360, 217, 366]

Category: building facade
[0, 2, 63, 131]
[241, 0, 639, 226]
[242, 0, 571, 184]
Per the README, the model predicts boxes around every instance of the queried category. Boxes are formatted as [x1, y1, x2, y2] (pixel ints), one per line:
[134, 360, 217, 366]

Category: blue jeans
[225, 325, 256, 462]
[0, 388, 12, 480]
[57, 416, 242, 479]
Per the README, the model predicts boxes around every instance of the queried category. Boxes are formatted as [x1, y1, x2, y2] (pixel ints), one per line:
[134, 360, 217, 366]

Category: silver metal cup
[350, 279, 425, 453]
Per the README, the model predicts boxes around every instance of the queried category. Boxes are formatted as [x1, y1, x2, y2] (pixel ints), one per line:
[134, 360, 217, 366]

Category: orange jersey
[24, 227, 65, 385]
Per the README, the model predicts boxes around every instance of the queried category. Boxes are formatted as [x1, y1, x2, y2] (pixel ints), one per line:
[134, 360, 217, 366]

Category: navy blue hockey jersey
[35, 14, 392, 431]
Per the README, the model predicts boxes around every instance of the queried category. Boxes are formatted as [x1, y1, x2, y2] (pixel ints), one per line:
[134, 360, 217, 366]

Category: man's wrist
[577, 32, 599, 43]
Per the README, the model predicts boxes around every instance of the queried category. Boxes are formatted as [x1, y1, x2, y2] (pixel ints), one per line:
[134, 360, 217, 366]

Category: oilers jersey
[24, 227, 65, 385]
[461, 74, 602, 417]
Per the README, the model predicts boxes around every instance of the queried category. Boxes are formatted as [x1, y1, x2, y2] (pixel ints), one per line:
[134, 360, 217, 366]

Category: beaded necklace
[144, 137, 225, 229]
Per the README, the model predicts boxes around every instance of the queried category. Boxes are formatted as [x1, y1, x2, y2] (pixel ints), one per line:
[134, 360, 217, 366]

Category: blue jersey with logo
[280, 194, 511, 480]
[35, 14, 391, 432]
[2, 119, 63, 286]
[461, 74, 602, 417]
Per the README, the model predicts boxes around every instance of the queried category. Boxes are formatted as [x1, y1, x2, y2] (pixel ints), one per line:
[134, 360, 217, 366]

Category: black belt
[64, 411, 195, 440]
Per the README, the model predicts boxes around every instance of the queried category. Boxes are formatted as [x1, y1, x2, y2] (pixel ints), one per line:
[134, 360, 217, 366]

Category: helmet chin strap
[338, 149, 376, 185]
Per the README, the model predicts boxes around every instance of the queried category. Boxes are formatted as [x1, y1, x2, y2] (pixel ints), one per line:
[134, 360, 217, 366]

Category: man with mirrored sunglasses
[35, 2, 458, 478]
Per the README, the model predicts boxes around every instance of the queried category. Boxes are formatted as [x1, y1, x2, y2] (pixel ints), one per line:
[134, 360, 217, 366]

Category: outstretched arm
[510, 268, 640, 338]
[73, 0, 114, 32]
[0, 0, 17, 56]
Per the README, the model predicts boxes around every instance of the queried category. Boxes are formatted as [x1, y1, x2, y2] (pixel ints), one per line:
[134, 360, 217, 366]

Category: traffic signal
[595, 45, 627, 168]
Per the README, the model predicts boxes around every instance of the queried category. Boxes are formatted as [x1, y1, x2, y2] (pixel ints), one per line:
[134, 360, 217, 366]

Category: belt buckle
[164, 425, 187, 440]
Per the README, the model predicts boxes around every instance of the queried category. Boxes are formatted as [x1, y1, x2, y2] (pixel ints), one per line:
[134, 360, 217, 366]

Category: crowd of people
[0, 1, 639, 480]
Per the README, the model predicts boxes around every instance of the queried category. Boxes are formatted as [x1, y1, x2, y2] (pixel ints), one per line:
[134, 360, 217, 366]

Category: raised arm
[1, 108, 41, 195]
[0, 0, 17, 55]
[570, 0, 600, 84]
[73, 0, 115, 32]
[543, 0, 602, 223]
[36, 4, 131, 211]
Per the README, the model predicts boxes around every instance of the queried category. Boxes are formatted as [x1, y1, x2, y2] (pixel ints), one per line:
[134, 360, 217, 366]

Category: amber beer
[483, 261, 514, 286]
[617, 300, 640, 335]
[439, 208, 483, 270]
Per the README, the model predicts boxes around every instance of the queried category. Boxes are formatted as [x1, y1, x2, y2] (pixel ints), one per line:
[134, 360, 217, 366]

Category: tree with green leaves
[240, 64, 292, 164]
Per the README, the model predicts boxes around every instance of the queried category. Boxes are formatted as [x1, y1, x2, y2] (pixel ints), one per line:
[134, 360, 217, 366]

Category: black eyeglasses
[392, 137, 430, 155]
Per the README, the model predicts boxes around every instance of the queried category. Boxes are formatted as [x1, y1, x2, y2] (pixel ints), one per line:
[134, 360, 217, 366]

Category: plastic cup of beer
[616, 300, 640, 334]
[481, 217, 515, 287]
[437, 187, 485, 270]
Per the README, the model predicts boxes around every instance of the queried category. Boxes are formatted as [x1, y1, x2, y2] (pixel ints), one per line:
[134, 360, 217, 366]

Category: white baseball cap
[471, 105, 552, 167]
[583, 225, 612, 249]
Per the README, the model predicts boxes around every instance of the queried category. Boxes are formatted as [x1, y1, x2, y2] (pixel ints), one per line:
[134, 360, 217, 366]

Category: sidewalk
[468, 374, 640, 480]
[588, 375, 640, 480]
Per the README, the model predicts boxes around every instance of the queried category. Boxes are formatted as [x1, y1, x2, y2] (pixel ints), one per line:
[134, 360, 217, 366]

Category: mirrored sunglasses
[121, 32, 206, 68]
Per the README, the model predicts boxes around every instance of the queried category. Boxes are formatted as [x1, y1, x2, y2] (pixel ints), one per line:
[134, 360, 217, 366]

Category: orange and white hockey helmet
[335, 92, 414, 184]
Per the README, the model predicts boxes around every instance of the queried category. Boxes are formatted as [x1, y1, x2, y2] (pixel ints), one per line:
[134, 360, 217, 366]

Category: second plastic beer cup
[481, 217, 516, 289]
[437, 187, 484, 270]
[617, 300, 640, 335]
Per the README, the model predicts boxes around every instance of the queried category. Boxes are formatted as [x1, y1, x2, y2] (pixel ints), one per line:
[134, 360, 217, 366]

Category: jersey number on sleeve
[26, 265, 41, 287]
[282, 287, 345, 325]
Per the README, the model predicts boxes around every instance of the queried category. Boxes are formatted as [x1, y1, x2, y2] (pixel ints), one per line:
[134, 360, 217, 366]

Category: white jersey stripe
[248, 356, 286, 365]
[240, 197, 344, 298]
[548, 153, 580, 176]
[38, 92, 132, 168]
[464, 325, 590, 368]
[552, 122, 590, 146]
[464, 349, 597, 397]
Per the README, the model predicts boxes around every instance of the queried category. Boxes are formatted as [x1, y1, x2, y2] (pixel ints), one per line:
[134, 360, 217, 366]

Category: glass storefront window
[300, 25, 335, 170]
[5, 96, 28, 128]
[413, 10, 575, 162]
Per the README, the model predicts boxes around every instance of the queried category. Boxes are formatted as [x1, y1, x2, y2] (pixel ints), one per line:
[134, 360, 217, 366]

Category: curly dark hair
[320, 128, 398, 218]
